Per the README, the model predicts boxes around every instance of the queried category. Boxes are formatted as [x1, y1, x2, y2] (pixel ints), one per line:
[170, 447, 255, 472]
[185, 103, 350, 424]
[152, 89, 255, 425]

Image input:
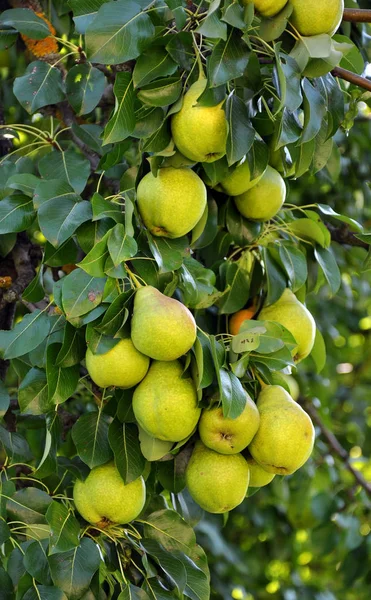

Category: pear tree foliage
[0, 1, 370, 598]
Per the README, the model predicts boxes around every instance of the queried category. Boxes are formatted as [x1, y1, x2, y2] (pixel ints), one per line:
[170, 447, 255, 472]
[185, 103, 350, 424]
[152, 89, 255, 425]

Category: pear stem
[125, 265, 143, 289]
[254, 370, 267, 389]
[192, 32, 205, 80]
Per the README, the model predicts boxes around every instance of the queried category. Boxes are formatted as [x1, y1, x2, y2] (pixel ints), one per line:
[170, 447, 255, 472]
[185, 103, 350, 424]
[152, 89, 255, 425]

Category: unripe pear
[132, 360, 201, 442]
[234, 166, 286, 222]
[243, 0, 288, 18]
[219, 157, 266, 196]
[131, 286, 197, 361]
[249, 385, 315, 475]
[186, 441, 250, 513]
[199, 395, 260, 454]
[258, 288, 316, 362]
[73, 462, 146, 526]
[246, 457, 275, 488]
[171, 79, 228, 163]
[290, 0, 344, 36]
[86, 338, 150, 389]
[136, 167, 206, 239]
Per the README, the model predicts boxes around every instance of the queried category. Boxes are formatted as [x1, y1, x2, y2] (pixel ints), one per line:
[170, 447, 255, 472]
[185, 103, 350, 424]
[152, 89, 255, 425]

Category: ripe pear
[199, 395, 260, 454]
[246, 457, 275, 488]
[290, 0, 343, 36]
[219, 156, 266, 196]
[229, 307, 256, 335]
[86, 338, 150, 389]
[131, 286, 196, 361]
[244, 0, 288, 18]
[258, 288, 316, 362]
[249, 385, 315, 475]
[132, 360, 201, 442]
[186, 441, 250, 513]
[73, 462, 146, 526]
[234, 166, 286, 222]
[136, 167, 206, 239]
[171, 79, 228, 163]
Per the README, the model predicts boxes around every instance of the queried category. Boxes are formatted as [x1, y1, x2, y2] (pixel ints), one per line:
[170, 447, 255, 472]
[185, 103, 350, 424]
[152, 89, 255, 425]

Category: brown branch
[331, 66, 371, 93]
[326, 222, 369, 249]
[304, 401, 371, 496]
[58, 102, 100, 171]
[0, 234, 39, 312]
[343, 8, 371, 23]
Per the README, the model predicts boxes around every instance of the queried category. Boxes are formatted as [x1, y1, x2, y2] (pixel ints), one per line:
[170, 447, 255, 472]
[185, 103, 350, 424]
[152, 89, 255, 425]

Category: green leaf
[77, 231, 110, 277]
[68, 0, 110, 34]
[18, 368, 51, 415]
[48, 538, 101, 600]
[61, 269, 106, 319]
[143, 509, 196, 553]
[258, 2, 293, 42]
[147, 234, 188, 273]
[0, 566, 15, 600]
[46, 344, 80, 405]
[108, 223, 138, 266]
[108, 419, 145, 483]
[23, 586, 68, 600]
[0, 380, 10, 417]
[226, 94, 255, 166]
[86, 0, 155, 65]
[208, 30, 249, 87]
[95, 290, 132, 336]
[6, 488, 52, 524]
[196, 5, 227, 41]
[118, 584, 151, 600]
[38, 149, 90, 195]
[179, 554, 210, 600]
[13, 62, 65, 114]
[137, 77, 183, 107]
[23, 540, 51, 585]
[0, 425, 32, 462]
[46, 501, 80, 554]
[133, 47, 177, 88]
[56, 323, 86, 367]
[262, 247, 286, 305]
[22, 267, 44, 303]
[314, 246, 341, 295]
[218, 261, 250, 315]
[142, 539, 187, 594]
[0, 9, 51, 39]
[103, 72, 135, 145]
[317, 204, 362, 233]
[138, 427, 173, 461]
[66, 64, 106, 116]
[278, 243, 308, 292]
[0, 519, 11, 545]
[3, 310, 51, 360]
[6, 173, 40, 196]
[0, 194, 34, 234]
[311, 327, 326, 373]
[301, 78, 327, 144]
[91, 192, 124, 223]
[71, 411, 113, 468]
[288, 218, 326, 247]
[38, 196, 92, 248]
[33, 179, 74, 209]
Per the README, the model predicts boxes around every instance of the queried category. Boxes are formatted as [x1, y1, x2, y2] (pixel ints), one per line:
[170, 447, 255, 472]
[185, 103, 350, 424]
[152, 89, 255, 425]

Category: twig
[0, 234, 39, 311]
[331, 66, 371, 93]
[325, 222, 369, 249]
[58, 101, 100, 170]
[304, 401, 371, 496]
[343, 8, 371, 23]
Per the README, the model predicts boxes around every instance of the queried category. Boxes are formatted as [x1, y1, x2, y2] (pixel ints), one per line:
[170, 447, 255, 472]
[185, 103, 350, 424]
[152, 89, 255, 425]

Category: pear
[258, 289, 316, 362]
[199, 395, 260, 454]
[246, 457, 275, 488]
[86, 338, 150, 389]
[219, 156, 266, 196]
[132, 361, 201, 442]
[234, 166, 286, 222]
[249, 385, 315, 475]
[171, 79, 228, 163]
[229, 307, 256, 336]
[279, 372, 300, 402]
[185, 441, 250, 513]
[243, 0, 288, 18]
[290, 0, 343, 36]
[136, 167, 207, 239]
[73, 462, 146, 526]
[131, 286, 196, 361]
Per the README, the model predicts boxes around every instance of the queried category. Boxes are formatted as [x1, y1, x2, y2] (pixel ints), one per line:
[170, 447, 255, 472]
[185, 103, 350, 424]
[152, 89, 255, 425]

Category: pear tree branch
[331, 66, 371, 93]
[325, 222, 369, 249]
[342, 8, 371, 23]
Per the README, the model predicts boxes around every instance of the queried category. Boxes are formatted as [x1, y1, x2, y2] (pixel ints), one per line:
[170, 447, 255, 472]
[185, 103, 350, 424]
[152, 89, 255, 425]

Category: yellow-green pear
[171, 79, 228, 163]
[73, 462, 146, 526]
[86, 338, 150, 389]
[290, 0, 344, 36]
[246, 457, 275, 488]
[186, 441, 250, 513]
[244, 0, 288, 18]
[249, 385, 315, 475]
[219, 156, 266, 196]
[280, 373, 300, 401]
[136, 167, 206, 239]
[132, 361, 201, 442]
[234, 165, 286, 222]
[198, 395, 260, 454]
[131, 286, 196, 361]
[259, 288, 316, 362]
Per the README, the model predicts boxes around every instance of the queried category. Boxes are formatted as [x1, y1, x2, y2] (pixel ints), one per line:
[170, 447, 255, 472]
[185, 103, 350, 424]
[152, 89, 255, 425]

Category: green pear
[219, 157, 266, 196]
[132, 360, 201, 442]
[198, 395, 260, 454]
[249, 385, 315, 475]
[279, 372, 300, 401]
[171, 79, 228, 163]
[131, 286, 196, 361]
[86, 338, 150, 389]
[290, 0, 343, 36]
[73, 462, 146, 526]
[136, 167, 207, 239]
[246, 457, 275, 488]
[186, 441, 250, 513]
[234, 165, 286, 222]
[243, 0, 288, 18]
[258, 288, 316, 362]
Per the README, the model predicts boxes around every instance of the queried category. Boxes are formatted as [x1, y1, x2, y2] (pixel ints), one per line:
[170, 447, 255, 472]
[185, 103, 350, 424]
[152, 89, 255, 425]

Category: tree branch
[325, 222, 369, 249]
[304, 401, 371, 496]
[331, 66, 371, 93]
[343, 8, 371, 23]
[0, 234, 39, 312]
[58, 101, 100, 170]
